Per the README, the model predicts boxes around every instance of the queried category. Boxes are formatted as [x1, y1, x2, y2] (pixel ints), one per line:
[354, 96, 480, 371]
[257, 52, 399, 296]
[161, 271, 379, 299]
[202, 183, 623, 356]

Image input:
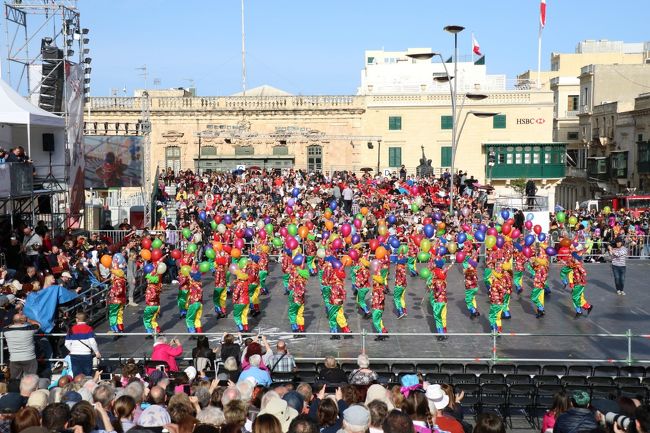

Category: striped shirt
[610, 246, 628, 267]
[64, 322, 99, 355]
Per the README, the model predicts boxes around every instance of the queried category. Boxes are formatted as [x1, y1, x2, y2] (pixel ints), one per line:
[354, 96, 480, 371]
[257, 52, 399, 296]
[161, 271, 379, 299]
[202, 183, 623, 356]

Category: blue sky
[75, 0, 647, 96]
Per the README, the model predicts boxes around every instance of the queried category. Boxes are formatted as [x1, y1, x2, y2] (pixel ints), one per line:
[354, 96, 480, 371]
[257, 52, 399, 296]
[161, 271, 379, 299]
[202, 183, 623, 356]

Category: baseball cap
[342, 405, 370, 430]
[61, 271, 73, 279]
[0, 392, 23, 413]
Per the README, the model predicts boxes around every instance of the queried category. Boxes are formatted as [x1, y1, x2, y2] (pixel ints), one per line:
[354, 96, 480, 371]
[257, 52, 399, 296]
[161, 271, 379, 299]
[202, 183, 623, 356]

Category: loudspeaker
[37, 196, 52, 214]
[42, 133, 55, 152]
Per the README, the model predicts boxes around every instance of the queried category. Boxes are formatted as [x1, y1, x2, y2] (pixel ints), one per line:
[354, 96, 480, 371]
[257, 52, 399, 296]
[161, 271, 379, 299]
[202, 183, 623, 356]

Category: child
[186, 272, 204, 333]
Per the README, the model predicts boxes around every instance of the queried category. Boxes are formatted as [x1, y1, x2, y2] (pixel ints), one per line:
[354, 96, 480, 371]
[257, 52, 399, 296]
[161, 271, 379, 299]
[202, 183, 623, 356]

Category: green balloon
[210, 220, 217, 230]
[238, 257, 248, 269]
[265, 223, 274, 235]
[205, 248, 216, 259]
[398, 244, 409, 255]
[182, 228, 192, 239]
[187, 243, 198, 253]
[556, 211, 566, 223]
[568, 216, 578, 226]
[272, 237, 283, 247]
[151, 238, 163, 249]
[198, 261, 210, 273]
[411, 203, 419, 213]
[419, 267, 431, 280]
[417, 251, 431, 263]
[287, 224, 298, 236]
[355, 213, 364, 220]
[495, 225, 502, 233]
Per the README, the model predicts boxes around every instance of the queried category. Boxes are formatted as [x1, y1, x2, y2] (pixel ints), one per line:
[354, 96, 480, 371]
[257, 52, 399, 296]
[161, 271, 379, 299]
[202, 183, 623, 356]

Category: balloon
[231, 248, 241, 258]
[143, 263, 154, 274]
[377, 225, 388, 236]
[229, 263, 239, 274]
[244, 228, 255, 240]
[265, 223, 274, 235]
[420, 239, 431, 253]
[389, 237, 401, 249]
[325, 220, 334, 231]
[205, 248, 216, 260]
[398, 244, 409, 255]
[279, 227, 288, 238]
[286, 237, 299, 250]
[546, 247, 557, 256]
[524, 234, 535, 247]
[348, 249, 360, 261]
[180, 265, 191, 276]
[331, 259, 343, 270]
[141, 238, 152, 249]
[337, 224, 350, 238]
[329, 200, 338, 210]
[568, 216, 578, 226]
[522, 246, 533, 258]
[533, 225, 542, 235]
[151, 248, 163, 262]
[437, 222, 446, 231]
[526, 213, 534, 221]
[437, 246, 447, 256]
[487, 227, 498, 237]
[287, 198, 296, 207]
[351, 234, 361, 245]
[324, 209, 332, 219]
[387, 215, 397, 225]
[603, 206, 611, 215]
[100, 255, 112, 268]
[457, 233, 467, 244]
[331, 238, 343, 250]
[419, 268, 432, 280]
[556, 211, 566, 223]
[559, 238, 572, 248]
[485, 235, 496, 249]
[447, 242, 458, 254]
[538, 233, 547, 242]
[287, 224, 298, 236]
[411, 203, 419, 213]
[285, 206, 294, 215]
[581, 220, 590, 229]
[375, 246, 387, 259]
[223, 215, 232, 225]
[234, 238, 245, 250]
[369, 259, 381, 273]
[368, 239, 379, 251]
[112, 253, 125, 266]
[272, 237, 283, 248]
[258, 229, 267, 240]
[210, 220, 217, 230]
[496, 216, 505, 225]
[140, 249, 151, 261]
[513, 242, 523, 251]
[199, 210, 206, 221]
[435, 258, 445, 268]
[461, 224, 471, 233]
[151, 238, 163, 249]
[455, 251, 466, 263]
[361, 207, 369, 216]
[524, 220, 533, 230]
[322, 231, 331, 241]
[182, 228, 192, 239]
[341, 255, 352, 267]
[501, 224, 512, 236]
[298, 226, 309, 239]
[433, 212, 442, 221]
[292, 187, 300, 197]
[157, 262, 167, 275]
[510, 229, 521, 239]
[353, 219, 362, 229]
[198, 261, 210, 273]
[474, 231, 485, 242]
[501, 209, 510, 220]
[317, 248, 326, 258]
[293, 254, 305, 266]
[423, 224, 435, 238]
[217, 224, 226, 234]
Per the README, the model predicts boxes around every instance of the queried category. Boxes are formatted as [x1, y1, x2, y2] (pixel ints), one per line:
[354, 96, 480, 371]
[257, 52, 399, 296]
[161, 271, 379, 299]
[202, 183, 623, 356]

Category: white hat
[425, 384, 450, 410]
[259, 397, 298, 433]
[184, 366, 197, 382]
[61, 271, 73, 279]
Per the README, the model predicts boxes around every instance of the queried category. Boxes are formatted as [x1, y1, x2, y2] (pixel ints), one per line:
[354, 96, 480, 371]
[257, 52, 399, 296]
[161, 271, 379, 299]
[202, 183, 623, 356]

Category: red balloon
[151, 248, 163, 262]
[487, 228, 498, 236]
[423, 217, 433, 226]
[141, 238, 152, 250]
[506, 218, 515, 225]
[258, 229, 267, 240]
[353, 219, 362, 229]
[510, 229, 521, 239]
[348, 249, 360, 261]
[368, 239, 379, 251]
[533, 225, 542, 235]
[171, 249, 182, 260]
[286, 237, 299, 250]
[234, 238, 245, 249]
[235, 229, 245, 239]
[377, 235, 386, 244]
[279, 227, 288, 237]
[331, 238, 343, 250]
[214, 215, 222, 224]
[223, 245, 232, 254]
[306, 221, 314, 230]
[558, 246, 570, 257]
[455, 251, 466, 263]
[522, 246, 533, 258]
[501, 224, 512, 236]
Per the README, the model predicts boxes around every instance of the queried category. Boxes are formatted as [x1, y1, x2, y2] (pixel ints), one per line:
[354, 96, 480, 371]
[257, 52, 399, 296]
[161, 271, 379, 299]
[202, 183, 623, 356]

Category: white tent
[0, 78, 66, 180]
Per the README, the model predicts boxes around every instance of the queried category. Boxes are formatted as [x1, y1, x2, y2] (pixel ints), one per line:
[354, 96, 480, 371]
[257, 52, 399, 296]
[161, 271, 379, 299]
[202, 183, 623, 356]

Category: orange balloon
[231, 248, 241, 258]
[377, 219, 386, 226]
[345, 235, 352, 244]
[341, 255, 352, 267]
[361, 207, 369, 216]
[298, 226, 309, 239]
[437, 222, 446, 230]
[325, 220, 334, 231]
[213, 241, 223, 251]
[559, 238, 572, 248]
[324, 209, 332, 219]
[375, 246, 387, 259]
[100, 254, 113, 268]
[140, 249, 151, 261]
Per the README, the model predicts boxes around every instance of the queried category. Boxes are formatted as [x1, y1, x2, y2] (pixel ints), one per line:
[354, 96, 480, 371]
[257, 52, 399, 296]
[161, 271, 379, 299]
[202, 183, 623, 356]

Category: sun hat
[425, 384, 450, 410]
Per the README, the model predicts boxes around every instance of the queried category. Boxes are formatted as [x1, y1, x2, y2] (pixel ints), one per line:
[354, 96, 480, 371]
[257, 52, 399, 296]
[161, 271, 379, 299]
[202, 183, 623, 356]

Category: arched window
[165, 146, 181, 172]
[307, 145, 322, 172]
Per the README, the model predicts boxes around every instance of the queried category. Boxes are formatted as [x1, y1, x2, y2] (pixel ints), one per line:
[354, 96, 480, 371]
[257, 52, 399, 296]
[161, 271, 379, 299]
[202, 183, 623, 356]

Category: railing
[88, 230, 183, 249]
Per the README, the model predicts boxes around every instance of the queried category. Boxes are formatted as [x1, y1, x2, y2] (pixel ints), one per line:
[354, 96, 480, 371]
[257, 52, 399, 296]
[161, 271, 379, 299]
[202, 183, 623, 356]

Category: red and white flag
[540, 0, 546, 28]
[472, 34, 482, 56]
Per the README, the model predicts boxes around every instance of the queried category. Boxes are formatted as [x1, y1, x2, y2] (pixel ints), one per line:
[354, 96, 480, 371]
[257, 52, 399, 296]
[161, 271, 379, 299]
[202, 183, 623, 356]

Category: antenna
[136, 64, 148, 89]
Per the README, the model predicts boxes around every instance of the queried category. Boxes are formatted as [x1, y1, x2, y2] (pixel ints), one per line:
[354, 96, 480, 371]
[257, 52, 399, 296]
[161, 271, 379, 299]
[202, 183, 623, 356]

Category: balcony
[485, 143, 566, 180]
[565, 166, 587, 178]
[565, 110, 579, 117]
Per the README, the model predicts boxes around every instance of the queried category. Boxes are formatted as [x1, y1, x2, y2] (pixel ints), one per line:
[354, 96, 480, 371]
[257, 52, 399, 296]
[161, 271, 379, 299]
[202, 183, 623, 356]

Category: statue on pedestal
[416, 145, 433, 178]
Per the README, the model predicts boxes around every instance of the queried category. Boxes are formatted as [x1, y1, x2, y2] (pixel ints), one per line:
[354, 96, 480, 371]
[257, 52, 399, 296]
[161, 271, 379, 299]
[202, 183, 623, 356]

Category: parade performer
[570, 251, 593, 317]
[213, 251, 228, 318]
[281, 249, 292, 295]
[245, 256, 261, 317]
[513, 243, 527, 295]
[320, 257, 334, 311]
[407, 230, 419, 277]
[463, 256, 480, 319]
[231, 270, 250, 332]
[531, 256, 548, 318]
[328, 262, 351, 339]
[186, 271, 204, 333]
[304, 235, 318, 276]
[371, 271, 389, 341]
[501, 262, 514, 320]
[257, 245, 270, 295]
[288, 257, 309, 333]
[488, 262, 507, 334]
[143, 269, 163, 335]
[427, 259, 451, 340]
[107, 258, 127, 333]
[559, 249, 573, 291]
[392, 253, 408, 319]
[177, 274, 190, 319]
[380, 253, 390, 294]
[355, 258, 371, 318]
[483, 246, 497, 292]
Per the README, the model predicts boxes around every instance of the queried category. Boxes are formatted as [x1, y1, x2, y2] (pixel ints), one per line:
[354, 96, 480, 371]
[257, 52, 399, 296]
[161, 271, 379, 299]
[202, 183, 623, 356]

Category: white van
[577, 200, 599, 212]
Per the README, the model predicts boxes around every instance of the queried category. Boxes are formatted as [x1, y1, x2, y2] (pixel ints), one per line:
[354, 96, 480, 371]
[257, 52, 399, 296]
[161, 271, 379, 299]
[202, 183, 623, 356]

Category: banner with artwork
[65, 62, 85, 215]
[84, 135, 143, 188]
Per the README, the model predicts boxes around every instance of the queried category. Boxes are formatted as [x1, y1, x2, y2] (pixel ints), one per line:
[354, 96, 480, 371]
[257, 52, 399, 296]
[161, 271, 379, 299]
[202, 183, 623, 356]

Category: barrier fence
[2, 330, 649, 366]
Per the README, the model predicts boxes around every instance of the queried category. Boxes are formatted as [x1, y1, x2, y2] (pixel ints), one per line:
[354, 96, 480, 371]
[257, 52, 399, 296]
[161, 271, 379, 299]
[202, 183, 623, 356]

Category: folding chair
[479, 383, 508, 416]
[593, 366, 620, 377]
[541, 365, 567, 377]
[505, 374, 532, 385]
[561, 376, 588, 386]
[440, 363, 465, 375]
[479, 373, 505, 384]
[456, 383, 480, 417]
[567, 365, 593, 376]
[507, 384, 536, 428]
[492, 364, 517, 375]
[465, 364, 490, 376]
[451, 373, 479, 385]
[517, 364, 541, 376]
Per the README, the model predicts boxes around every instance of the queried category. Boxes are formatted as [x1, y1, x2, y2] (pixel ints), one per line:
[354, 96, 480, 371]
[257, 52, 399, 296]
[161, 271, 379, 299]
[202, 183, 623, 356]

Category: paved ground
[96, 262, 650, 363]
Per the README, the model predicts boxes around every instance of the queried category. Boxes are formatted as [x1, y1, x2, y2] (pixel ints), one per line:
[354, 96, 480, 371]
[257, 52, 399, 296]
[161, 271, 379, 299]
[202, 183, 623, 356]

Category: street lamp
[367, 140, 382, 175]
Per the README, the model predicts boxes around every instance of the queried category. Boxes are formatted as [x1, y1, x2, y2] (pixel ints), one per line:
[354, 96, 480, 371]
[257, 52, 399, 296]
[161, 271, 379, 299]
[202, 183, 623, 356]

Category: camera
[606, 412, 633, 431]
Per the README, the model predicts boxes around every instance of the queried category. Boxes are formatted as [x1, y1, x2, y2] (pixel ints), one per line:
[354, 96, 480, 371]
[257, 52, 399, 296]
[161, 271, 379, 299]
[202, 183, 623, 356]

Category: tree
[510, 178, 527, 204]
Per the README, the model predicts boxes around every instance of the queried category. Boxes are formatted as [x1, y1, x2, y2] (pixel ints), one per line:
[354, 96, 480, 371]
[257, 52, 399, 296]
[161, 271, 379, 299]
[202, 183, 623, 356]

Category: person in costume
[512, 242, 527, 295]
[177, 274, 190, 319]
[531, 256, 548, 318]
[379, 253, 390, 294]
[483, 245, 497, 292]
[304, 235, 318, 276]
[328, 261, 350, 339]
[213, 251, 228, 318]
[186, 271, 204, 333]
[281, 248, 292, 295]
[392, 252, 408, 319]
[500, 261, 514, 320]
[245, 256, 261, 317]
[559, 248, 573, 291]
[427, 259, 451, 340]
[406, 229, 419, 277]
[257, 244, 270, 295]
[354, 257, 371, 318]
[463, 255, 480, 319]
[488, 262, 507, 334]
[143, 269, 163, 335]
[107, 258, 127, 333]
[288, 256, 309, 333]
[371, 270, 389, 341]
[570, 250, 593, 317]
[320, 257, 334, 312]
[231, 270, 250, 332]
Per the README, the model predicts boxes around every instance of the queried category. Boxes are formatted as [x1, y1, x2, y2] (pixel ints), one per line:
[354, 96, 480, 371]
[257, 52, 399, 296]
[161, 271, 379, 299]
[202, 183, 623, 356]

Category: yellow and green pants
[143, 305, 160, 334]
[186, 302, 202, 332]
[571, 284, 588, 313]
[513, 271, 524, 293]
[233, 303, 249, 330]
[249, 283, 261, 311]
[259, 270, 268, 293]
[213, 286, 227, 314]
[465, 288, 478, 314]
[531, 287, 545, 311]
[108, 303, 124, 332]
[488, 303, 503, 333]
[287, 291, 305, 331]
[177, 289, 189, 317]
[428, 292, 447, 334]
[372, 308, 385, 333]
[393, 285, 406, 316]
[483, 268, 493, 291]
[327, 304, 347, 332]
[407, 257, 417, 276]
[356, 286, 370, 314]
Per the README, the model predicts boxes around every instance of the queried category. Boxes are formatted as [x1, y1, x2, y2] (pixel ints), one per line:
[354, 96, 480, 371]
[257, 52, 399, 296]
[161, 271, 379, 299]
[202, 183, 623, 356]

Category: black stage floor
[96, 262, 650, 364]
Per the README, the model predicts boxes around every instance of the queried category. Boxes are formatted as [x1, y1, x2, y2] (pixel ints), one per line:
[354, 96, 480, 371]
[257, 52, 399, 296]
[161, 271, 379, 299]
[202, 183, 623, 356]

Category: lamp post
[367, 140, 382, 176]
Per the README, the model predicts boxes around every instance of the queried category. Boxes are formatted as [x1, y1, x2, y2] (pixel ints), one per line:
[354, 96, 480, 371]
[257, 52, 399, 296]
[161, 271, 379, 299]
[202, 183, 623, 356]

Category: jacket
[553, 408, 597, 433]
[149, 342, 183, 372]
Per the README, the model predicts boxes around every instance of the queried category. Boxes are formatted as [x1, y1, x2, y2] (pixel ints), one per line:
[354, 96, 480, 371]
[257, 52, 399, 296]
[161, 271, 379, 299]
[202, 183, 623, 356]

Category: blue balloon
[331, 259, 343, 269]
[112, 253, 126, 266]
[524, 234, 535, 247]
[329, 200, 337, 210]
[435, 258, 445, 268]
[423, 224, 435, 238]
[513, 242, 523, 251]
[501, 209, 510, 220]
[199, 210, 207, 221]
[439, 237, 448, 244]
[478, 224, 487, 233]
[351, 234, 361, 244]
[526, 213, 534, 221]
[387, 215, 397, 225]
[437, 246, 447, 256]
[292, 254, 305, 266]
[545, 247, 557, 256]
[389, 237, 401, 249]
[457, 233, 467, 244]
[433, 212, 442, 221]
[292, 187, 300, 197]
[538, 233, 547, 242]
[475, 231, 486, 242]
[144, 263, 154, 274]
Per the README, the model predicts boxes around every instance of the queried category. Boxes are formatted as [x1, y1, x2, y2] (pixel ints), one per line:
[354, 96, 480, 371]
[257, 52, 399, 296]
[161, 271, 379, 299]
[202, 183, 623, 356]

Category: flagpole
[537, 24, 542, 89]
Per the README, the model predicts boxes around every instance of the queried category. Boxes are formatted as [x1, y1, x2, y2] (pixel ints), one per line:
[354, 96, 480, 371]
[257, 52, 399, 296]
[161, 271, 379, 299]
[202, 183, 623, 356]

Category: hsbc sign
[516, 117, 546, 125]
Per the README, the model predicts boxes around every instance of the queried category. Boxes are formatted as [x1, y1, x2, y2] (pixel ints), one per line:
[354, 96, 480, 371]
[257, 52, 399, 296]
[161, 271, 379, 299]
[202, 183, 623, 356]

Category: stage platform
[96, 262, 650, 364]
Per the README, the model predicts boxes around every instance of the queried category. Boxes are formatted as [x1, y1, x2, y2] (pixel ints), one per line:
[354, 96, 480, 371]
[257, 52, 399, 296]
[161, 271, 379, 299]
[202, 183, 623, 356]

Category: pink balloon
[487, 227, 498, 236]
[340, 223, 351, 237]
[370, 259, 381, 273]
[522, 246, 533, 258]
[234, 238, 245, 250]
[524, 220, 533, 230]
[348, 249, 360, 261]
[455, 251, 466, 263]
[377, 235, 386, 244]
[285, 206, 293, 215]
[353, 219, 362, 229]
[279, 227, 288, 237]
[286, 237, 299, 250]
[331, 238, 343, 250]
[510, 229, 521, 239]
[257, 229, 267, 240]
[461, 224, 471, 233]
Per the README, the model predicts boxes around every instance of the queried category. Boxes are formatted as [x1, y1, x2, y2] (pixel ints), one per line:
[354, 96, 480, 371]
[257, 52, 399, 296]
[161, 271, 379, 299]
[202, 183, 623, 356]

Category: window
[506, 153, 513, 164]
[515, 153, 522, 164]
[533, 153, 540, 164]
[273, 145, 288, 155]
[200, 146, 216, 156]
[441, 147, 452, 167]
[493, 115, 506, 129]
[524, 153, 531, 164]
[567, 95, 579, 111]
[388, 147, 402, 167]
[388, 116, 402, 131]
[498, 153, 506, 164]
[441, 115, 453, 130]
[235, 146, 254, 155]
[307, 145, 322, 172]
[165, 146, 181, 172]
[567, 131, 579, 140]
[367, 56, 375, 64]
